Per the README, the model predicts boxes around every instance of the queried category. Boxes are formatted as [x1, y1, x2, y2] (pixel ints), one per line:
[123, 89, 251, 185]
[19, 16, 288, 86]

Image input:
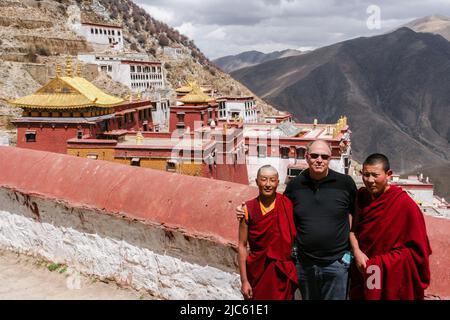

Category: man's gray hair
[306, 140, 332, 154]
[257, 165, 278, 178]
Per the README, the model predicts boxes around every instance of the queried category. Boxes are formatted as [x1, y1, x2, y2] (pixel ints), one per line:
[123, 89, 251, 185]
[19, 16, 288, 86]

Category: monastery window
[131, 158, 141, 167]
[95, 28, 98, 34]
[118, 31, 121, 36]
[166, 161, 176, 172]
[177, 112, 185, 123]
[296, 147, 306, 159]
[130, 66, 135, 72]
[257, 145, 267, 158]
[25, 131, 36, 143]
[137, 66, 142, 72]
[112, 30, 115, 35]
[108, 30, 111, 35]
[77, 130, 83, 139]
[91, 28, 94, 34]
[280, 147, 290, 159]
[108, 65, 112, 72]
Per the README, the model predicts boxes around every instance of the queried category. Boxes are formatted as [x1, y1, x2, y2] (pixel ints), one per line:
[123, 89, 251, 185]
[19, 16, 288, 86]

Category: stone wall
[0, 146, 448, 299]
[0, 146, 258, 299]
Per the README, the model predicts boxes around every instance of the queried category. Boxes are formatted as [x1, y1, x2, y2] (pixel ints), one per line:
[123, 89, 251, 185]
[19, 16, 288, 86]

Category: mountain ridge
[232, 27, 450, 198]
[213, 49, 303, 73]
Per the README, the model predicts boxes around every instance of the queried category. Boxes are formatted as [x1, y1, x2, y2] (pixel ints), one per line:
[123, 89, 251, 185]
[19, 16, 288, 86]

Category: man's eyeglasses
[309, 153, 330, 160]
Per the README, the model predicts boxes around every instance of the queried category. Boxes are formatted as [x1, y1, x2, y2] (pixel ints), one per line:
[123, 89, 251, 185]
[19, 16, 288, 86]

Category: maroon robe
[245, 193, 298, 300]
[350, 185, 432, 300]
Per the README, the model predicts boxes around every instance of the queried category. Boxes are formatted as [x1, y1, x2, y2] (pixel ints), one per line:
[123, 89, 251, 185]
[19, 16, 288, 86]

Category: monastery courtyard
[0, 249, 155, 300]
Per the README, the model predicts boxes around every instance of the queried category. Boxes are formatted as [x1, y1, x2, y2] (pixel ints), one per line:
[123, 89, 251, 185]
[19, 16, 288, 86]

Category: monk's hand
[241, 280, 253, 300]
[354, 249, 369, 273]
[236, 202, 245, 221]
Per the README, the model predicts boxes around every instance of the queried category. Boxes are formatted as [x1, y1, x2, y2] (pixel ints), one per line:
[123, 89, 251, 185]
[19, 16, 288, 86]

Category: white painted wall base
[0, 188, 241, 299]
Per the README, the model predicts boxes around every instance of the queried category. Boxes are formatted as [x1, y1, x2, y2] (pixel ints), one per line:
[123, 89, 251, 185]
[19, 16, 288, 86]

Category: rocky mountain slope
[232, 27, 450, 198]
[400, 14, 450, 41]
[0, 0, 278, 141]
[213, 49, 303, 73]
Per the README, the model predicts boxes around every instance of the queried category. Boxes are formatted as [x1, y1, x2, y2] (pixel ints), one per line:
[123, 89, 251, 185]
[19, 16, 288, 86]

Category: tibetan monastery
[170, 82, 218, 132]
[9, 60, 155, 154]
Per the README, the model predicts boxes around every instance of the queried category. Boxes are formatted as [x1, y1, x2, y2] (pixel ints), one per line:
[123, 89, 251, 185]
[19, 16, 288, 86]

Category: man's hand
[354, 249, 369, 273]
[236, 202, 245, 221]
[241, 280, 253, 300]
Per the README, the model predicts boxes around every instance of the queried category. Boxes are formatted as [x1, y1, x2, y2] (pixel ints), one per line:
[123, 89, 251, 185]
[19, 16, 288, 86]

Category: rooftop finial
[56, 64, 62, 77]
[66, 58, 73, 77]
[76, 62, 82, 77]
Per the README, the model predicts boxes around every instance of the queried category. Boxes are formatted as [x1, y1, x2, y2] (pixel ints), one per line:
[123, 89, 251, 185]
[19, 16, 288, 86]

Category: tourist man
[349, 153, 432, 300]
[238, 165, 298, 300]
[237, 140, 357, 300]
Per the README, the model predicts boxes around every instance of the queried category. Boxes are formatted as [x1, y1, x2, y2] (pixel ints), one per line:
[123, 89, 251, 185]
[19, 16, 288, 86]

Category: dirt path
[0, 249, 156, 300]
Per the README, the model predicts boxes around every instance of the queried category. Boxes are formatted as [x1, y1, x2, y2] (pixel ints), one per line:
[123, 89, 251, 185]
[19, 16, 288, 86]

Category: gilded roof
[176, 83, 211, 94]
[175, 85, 192, 93]
[179, 83, 214, 104]
[9, 76, 124, 109]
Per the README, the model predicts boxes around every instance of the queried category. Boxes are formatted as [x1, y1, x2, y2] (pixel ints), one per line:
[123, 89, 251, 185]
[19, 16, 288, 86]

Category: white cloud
[205, 27, 227, 41]
[175, 22, 197, 39]
[138, 4, 175, 24]
[136, 0, 450, 59]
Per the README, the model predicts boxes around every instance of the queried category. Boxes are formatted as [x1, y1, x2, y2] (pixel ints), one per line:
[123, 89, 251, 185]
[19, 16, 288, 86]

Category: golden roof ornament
[179, 81, 214, 104]
[136, 131, 144, 145]
[56, 64, 62, 77]
[76, 63, 82, 77]
[66, 58, 73, 77]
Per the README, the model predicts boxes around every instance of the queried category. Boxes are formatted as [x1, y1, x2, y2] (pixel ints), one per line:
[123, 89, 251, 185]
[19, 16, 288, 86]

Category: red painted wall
[16, 124, 91, 154]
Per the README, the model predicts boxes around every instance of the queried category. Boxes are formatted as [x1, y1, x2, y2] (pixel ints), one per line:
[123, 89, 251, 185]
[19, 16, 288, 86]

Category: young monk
[238, 165, 298, 300]
[350, 153, 432, 300]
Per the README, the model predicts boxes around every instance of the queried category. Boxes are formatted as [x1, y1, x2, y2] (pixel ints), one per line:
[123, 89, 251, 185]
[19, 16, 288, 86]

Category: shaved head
[257, 165, 278, 178]
[306, 140, 332, 154]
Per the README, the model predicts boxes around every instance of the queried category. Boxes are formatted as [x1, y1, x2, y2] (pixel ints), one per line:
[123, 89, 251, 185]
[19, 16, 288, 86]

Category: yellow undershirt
[244, 198, 276, 223]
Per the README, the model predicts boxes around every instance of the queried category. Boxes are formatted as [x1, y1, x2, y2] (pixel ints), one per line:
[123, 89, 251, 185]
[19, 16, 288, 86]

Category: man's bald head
[257, 165, 278, 178]
[306, 140, 332, 154]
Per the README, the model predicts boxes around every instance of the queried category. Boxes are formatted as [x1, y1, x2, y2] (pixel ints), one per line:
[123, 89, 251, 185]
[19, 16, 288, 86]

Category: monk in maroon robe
[238, 165, 298, 300]
[350, 154, 432, 300]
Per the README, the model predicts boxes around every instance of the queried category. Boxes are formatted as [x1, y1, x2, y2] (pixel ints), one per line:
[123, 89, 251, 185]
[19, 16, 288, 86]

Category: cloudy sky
[136, 0, 450, 59]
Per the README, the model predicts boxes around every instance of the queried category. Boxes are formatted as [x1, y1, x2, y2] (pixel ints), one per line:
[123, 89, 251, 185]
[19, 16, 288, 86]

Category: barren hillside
[0, 0, 278, 143]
